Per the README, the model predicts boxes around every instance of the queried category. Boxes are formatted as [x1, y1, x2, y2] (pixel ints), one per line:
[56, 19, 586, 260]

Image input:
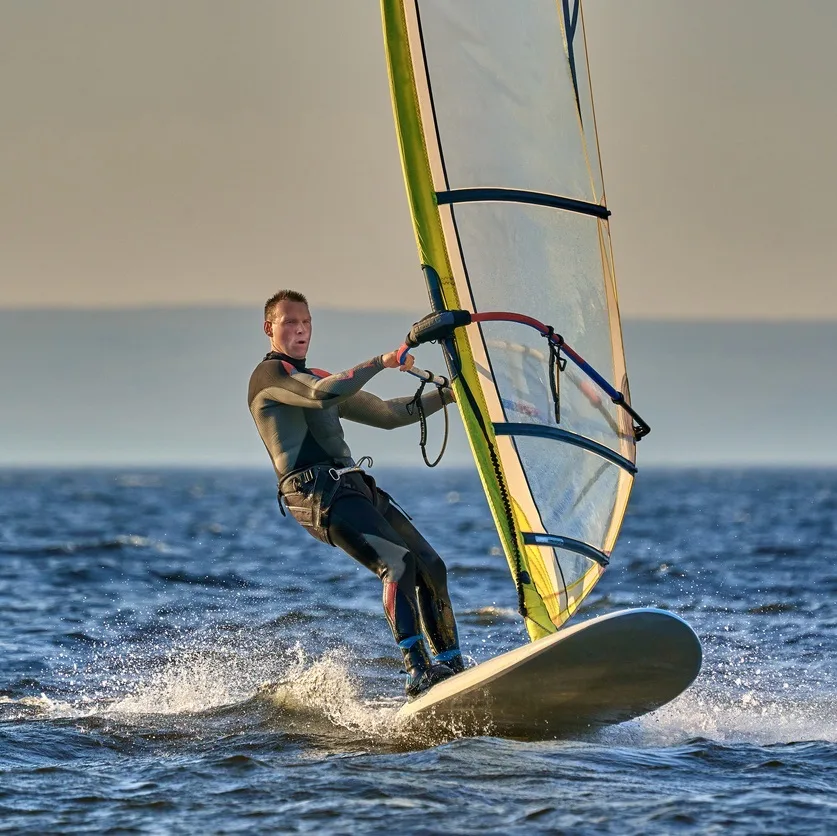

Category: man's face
[267, 300, 312, 359]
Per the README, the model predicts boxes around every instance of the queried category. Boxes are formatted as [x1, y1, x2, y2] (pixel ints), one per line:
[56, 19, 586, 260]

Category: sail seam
[561, 0, 583, 121]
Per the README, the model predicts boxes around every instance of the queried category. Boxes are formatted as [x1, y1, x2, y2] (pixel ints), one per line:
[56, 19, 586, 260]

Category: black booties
[402, 640, 455, 701]
[439, 651, 466, 674]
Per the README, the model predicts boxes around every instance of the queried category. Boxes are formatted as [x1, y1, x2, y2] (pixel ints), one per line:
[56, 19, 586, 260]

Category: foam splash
[2, 642, 271, 723]
[100, 640, 399, 734]
[0, 693, 80, 721]
[257, 646, 403, 739]
[599, 667, 837, 748]
[638, 684, 837, 746]
[5, 638, 411, 745]
[585, 625, 834, 748]
[106, 648, 253, 717]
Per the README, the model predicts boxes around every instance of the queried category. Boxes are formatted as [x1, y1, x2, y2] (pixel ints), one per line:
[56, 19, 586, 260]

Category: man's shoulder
[247, 357, 292, 403]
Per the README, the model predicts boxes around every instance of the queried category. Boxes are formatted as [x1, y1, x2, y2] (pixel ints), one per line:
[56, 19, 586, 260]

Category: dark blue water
[1, 467, 835, 833]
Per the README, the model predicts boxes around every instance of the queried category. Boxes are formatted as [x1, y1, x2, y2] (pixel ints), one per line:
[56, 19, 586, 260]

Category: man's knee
[419, 551, 448, 589]
[383, 547, 416, 584]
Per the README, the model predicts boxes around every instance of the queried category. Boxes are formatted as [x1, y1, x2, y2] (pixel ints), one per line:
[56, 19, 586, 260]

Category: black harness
[280, 466, 346, 532]
[278, 459, 377, 545]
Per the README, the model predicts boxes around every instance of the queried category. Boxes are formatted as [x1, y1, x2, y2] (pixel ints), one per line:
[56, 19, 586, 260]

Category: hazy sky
[1, 1, 835, 318]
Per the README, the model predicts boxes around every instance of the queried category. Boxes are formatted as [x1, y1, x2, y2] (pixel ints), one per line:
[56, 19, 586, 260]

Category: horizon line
[2, 460, 836, 471]
[1, 304, 836, 325]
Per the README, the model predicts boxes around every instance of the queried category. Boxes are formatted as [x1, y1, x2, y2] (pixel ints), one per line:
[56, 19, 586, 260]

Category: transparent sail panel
[508, 436, 626, 550]
[417, 0, 598, 202]
[451, 202, 633, 457]
[481, 323, 628, 453]
[551, 547, 601, 614]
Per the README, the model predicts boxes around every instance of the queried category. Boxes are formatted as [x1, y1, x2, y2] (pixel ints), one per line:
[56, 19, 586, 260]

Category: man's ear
[263, 320, 272, 338]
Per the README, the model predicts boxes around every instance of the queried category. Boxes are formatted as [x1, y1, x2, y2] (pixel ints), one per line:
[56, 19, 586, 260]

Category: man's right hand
[381, 350, 415, 371]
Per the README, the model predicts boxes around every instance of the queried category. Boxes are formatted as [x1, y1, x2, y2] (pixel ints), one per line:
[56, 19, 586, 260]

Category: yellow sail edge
[381, 0, 555, 641]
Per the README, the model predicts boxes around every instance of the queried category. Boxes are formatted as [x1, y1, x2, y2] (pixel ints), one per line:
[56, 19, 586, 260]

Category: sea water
[0, 467, 835, 833]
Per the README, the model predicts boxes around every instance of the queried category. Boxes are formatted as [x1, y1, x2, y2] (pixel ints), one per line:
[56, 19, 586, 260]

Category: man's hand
[381, 350, 415, 371]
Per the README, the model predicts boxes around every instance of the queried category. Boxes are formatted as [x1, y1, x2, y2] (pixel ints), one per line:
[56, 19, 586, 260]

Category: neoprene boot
[401, 637, 454, 700]
[435, 649, 465, 674]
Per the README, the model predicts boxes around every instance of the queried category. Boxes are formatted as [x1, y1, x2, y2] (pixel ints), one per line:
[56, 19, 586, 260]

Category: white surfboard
[398, 608, 702, 740]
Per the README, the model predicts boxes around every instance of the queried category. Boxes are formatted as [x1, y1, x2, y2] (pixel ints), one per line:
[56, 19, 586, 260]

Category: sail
[381, 0, 636, 641]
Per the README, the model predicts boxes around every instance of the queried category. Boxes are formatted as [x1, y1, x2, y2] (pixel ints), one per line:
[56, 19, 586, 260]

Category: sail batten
[493, 423, 638, 475]
[382, 0, 636, 640]
[436, 188, 610, 219]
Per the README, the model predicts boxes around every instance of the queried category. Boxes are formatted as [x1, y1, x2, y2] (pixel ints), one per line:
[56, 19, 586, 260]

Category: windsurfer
[248, 289, 464, 699]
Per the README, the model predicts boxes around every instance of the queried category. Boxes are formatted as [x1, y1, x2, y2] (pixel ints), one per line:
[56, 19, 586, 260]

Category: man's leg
[377, 494, 464, 672]
[326, 494, 455, 695]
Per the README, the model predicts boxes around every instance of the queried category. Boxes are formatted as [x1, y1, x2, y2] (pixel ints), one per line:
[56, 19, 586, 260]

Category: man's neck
[265, 349, 307, 370]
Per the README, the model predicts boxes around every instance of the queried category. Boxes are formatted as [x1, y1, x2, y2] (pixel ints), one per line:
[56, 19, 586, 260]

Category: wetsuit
[248, 351, 460, 665]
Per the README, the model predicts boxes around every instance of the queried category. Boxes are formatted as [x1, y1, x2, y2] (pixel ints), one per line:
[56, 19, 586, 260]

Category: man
[248, 289, 464, 699]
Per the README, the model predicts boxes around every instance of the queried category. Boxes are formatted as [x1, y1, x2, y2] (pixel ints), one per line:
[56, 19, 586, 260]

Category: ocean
[0, 467, 835, 833]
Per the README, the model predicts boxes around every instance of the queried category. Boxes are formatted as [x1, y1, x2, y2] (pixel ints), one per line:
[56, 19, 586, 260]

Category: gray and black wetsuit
[248, 351, 460, 661]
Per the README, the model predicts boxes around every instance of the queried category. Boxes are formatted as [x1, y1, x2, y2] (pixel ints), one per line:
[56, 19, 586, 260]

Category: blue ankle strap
[398, 634, 424, 650]
[434, 648, 462, 663]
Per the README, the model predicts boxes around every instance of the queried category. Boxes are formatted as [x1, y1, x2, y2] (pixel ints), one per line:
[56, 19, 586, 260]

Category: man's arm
[339, 387, 454, 429]
[257, 356, 386, 409]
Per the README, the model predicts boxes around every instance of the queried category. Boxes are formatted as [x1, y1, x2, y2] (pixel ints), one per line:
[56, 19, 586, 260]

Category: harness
[278, 456, 374, 538]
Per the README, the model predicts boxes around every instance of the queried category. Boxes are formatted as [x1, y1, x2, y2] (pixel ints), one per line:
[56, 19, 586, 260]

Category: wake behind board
[398, 609, 701, 740]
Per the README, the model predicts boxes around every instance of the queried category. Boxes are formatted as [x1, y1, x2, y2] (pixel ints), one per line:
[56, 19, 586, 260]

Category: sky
[1, 0, 835, 319]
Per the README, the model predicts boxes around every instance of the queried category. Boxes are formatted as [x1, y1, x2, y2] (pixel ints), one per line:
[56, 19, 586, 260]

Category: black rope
[445, 359, 529, 619]
[545, 327, 566, 424]
[406, 381, 449, 468]
[439, 342, 554, 633]
[488, 433, 528, 618]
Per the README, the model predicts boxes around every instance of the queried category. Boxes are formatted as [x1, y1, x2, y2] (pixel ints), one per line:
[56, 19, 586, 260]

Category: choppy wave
[0, 534, 172, 556]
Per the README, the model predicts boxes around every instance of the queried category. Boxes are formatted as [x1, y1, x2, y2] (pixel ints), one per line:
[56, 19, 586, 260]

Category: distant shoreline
[2, 311, 835, 467]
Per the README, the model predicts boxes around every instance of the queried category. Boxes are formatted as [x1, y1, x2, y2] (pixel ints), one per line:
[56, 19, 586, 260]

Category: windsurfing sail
[381, 0, 639, 641]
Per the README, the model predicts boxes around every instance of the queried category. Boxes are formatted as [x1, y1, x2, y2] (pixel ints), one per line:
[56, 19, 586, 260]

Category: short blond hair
[264, 289, 308, 321]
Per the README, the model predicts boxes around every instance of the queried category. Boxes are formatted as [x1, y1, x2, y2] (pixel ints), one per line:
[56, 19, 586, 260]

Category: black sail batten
[493, 423, 637, 475]
[522, 533, 610, 568]
[436, 188, 610, 219]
